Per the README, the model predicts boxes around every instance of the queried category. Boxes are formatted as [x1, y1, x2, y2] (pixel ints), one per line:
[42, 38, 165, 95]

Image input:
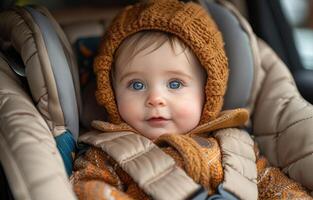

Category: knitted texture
[156, 134, 227, 194]
[91, 120, 136, 133]
[72, 142, 312, 200]
[156, 134, 216, 194]
[256, 158, 312, 200]
[94, 0, 228, 124]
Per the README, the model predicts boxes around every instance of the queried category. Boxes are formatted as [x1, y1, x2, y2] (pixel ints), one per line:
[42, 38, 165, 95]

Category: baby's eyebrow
[118, 71, 140, 82]
[117, 69, 193, 82]
[165, 70, 193, 80]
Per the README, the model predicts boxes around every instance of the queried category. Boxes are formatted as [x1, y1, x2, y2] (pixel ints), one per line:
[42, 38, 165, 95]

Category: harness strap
[156, 134, 212, 194]
[79, 131, 201, 200]
[214, 128, 258, 200]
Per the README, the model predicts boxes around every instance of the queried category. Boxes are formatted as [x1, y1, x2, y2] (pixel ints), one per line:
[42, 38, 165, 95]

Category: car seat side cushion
[25, 6, 79, 140]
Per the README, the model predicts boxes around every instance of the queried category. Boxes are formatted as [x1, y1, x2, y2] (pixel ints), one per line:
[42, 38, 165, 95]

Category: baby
[112, 31, 206, 140]
[72, 0, 311, 199]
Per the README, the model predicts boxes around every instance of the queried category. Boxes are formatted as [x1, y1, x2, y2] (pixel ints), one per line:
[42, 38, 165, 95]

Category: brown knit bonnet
[93, 0, 228, 125]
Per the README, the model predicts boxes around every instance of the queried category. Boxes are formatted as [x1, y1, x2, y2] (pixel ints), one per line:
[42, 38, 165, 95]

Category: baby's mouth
[146, 117, 169, 127]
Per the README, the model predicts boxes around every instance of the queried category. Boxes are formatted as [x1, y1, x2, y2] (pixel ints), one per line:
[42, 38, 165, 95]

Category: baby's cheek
[175, 101, 202, 130]
[117, 96, 142, 126]
[176, 106, 194, 117]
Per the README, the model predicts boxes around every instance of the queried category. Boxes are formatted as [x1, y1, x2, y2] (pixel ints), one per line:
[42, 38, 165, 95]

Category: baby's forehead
[114, 31, 201, 73]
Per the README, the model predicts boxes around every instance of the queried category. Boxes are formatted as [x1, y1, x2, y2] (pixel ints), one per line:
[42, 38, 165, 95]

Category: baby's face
[114, 41, 205, 140]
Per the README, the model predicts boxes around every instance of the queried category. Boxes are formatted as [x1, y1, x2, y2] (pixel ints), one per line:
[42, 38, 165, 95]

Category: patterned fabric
[72, 134, 312, 200]
[257, 158, 312, 200]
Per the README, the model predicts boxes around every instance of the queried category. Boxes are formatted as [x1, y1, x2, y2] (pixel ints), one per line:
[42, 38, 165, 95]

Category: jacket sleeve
[71, 146, 146, 200]
[256, 155, 312, 199]
[252, 39, 313, 193]
[214, 128, 312, 199]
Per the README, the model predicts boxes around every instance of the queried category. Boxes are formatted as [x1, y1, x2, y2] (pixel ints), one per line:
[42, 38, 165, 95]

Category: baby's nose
[146, 92, 166, 107]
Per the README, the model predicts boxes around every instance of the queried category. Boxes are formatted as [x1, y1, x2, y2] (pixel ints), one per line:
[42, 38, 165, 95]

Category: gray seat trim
[206, 2, 254, 110]
[25, 7, 79, 139]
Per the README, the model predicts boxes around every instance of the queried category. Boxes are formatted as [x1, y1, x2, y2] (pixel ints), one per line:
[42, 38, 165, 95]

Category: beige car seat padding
[0, 8, 65, 136]
[0, 57, 77, 200]
[0, 133, 32, 200]
[0, 7, 81, 138]
[34, 5, 82, 118]
[217, 3, 313, 192]
[252, 39, 313, 191]
[203, 1, 313, 193]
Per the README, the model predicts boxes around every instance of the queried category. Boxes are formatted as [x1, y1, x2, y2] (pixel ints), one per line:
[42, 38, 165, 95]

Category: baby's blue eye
[168, 80, 182, 89]
[130, 81, 145, 90]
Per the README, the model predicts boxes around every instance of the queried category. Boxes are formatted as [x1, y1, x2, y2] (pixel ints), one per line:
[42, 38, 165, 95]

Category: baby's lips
[147, 116, 169, 121]
[146, 117, 170, 127]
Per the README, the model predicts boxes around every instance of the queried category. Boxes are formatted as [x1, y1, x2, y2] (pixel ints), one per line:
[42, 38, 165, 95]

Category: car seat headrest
[0, 6, 81, 140]
[204, 1, 254, 110]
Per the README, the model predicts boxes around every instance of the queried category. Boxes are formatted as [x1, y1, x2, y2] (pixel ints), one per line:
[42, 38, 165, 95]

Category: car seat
[0, 0, 312, 199]
[0, 5, 80, 200]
